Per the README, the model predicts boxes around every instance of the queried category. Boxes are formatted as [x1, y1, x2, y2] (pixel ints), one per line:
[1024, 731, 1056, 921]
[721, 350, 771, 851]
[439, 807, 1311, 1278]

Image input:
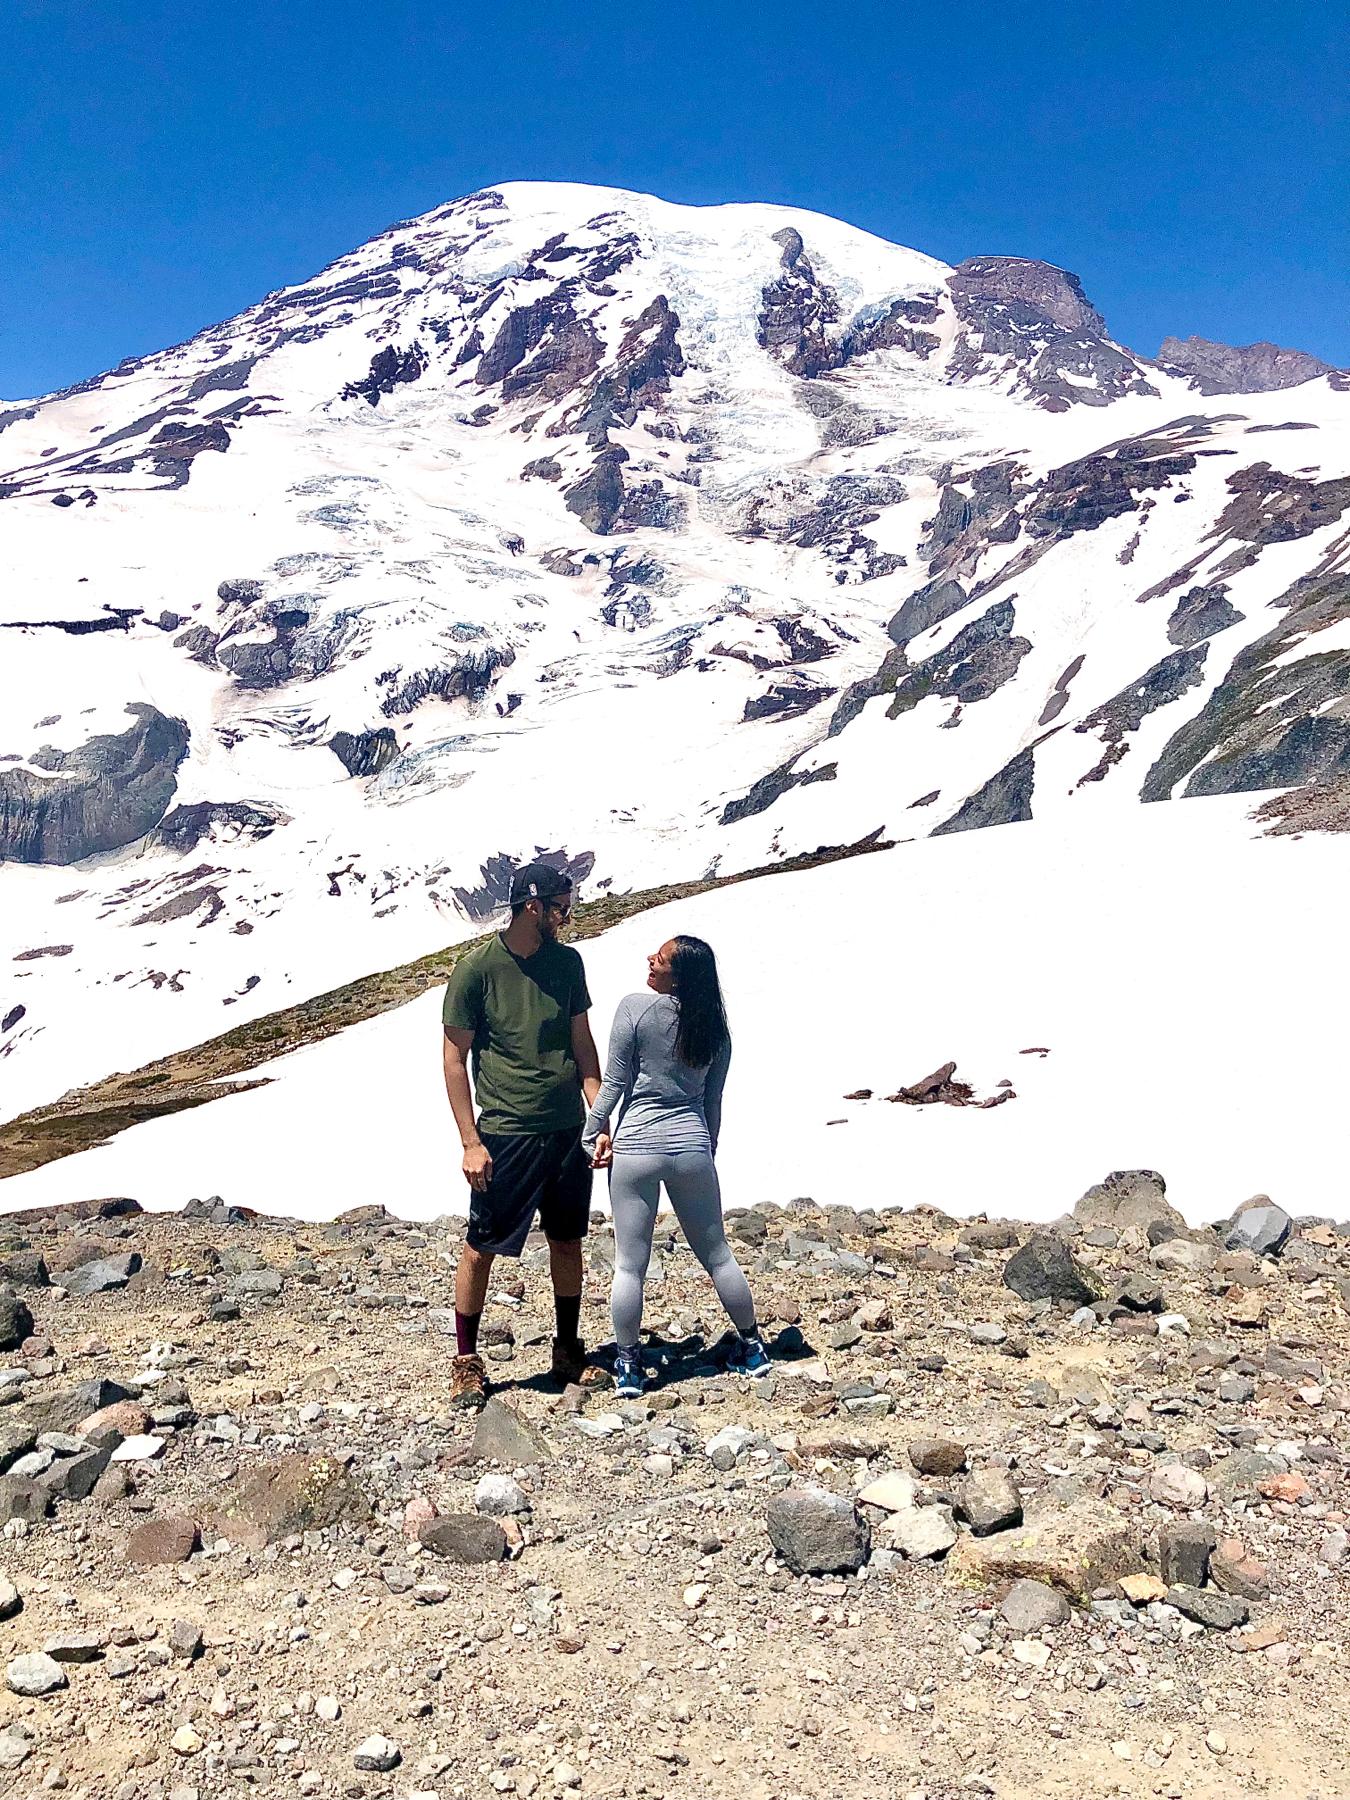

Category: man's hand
[590, 1133, 613, 1170]
[463, 1140, 494, 1193]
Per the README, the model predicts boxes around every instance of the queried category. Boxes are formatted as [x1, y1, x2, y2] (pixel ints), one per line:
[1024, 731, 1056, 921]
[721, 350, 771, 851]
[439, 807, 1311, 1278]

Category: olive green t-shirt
[442, 933, 592, 1135]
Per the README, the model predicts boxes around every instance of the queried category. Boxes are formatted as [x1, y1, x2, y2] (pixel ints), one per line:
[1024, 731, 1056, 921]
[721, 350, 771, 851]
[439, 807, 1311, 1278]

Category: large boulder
[205, 1454, 370, 1550]
[765, 1488, 870, 1575]
[1223, 1198, 1293, 1257]
[947, 1496, 1139, 1600]
[1002, 1235, 1100, 1305]
[54, 1254, 142, 1296]
[0, 1253, 49, 1288]
[1073, 1170, 1185, 1236]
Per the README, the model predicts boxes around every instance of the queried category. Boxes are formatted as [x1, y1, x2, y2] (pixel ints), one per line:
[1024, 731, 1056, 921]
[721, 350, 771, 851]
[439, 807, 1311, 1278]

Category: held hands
[590, 1133, 613, 1170]
[462, 1141, 494, 1193]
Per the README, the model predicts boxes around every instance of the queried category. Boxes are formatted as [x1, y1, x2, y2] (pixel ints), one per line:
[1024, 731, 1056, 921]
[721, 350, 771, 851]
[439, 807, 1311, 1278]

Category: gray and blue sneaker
[727, 1329, 771, 1378]
[613, 1345, 649, 1399]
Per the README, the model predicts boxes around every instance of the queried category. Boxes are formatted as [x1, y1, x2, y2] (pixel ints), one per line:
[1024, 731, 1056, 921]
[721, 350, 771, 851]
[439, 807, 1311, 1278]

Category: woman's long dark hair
[669, 934, 730, 1068]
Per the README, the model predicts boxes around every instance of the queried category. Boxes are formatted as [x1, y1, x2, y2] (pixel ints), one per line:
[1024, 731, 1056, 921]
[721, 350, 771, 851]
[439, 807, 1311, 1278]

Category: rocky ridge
[1, 1167, 1349, 1799]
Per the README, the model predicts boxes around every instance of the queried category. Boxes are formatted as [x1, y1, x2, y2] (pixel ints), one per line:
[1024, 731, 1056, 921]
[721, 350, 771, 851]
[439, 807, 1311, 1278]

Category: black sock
[554, 1293, 581, 1345]
[455, 1310, 482, 1356]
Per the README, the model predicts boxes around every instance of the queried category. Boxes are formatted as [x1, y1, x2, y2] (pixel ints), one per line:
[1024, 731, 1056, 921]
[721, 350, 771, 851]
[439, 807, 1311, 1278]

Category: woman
[583, 934, 769, 1398]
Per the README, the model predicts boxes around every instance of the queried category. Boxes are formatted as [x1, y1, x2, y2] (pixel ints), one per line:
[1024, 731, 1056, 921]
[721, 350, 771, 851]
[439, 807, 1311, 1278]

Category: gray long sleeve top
[581, 991, 730, 1158]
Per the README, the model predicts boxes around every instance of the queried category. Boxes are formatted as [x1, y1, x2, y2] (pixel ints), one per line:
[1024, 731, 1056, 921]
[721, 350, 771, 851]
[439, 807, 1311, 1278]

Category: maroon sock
[554, 1293, 581, 1345]
[455, 1310, 482, 1356]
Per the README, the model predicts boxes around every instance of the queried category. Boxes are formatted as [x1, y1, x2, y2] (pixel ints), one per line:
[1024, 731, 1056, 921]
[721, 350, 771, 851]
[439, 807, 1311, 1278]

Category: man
[442, 861, 603, 1409]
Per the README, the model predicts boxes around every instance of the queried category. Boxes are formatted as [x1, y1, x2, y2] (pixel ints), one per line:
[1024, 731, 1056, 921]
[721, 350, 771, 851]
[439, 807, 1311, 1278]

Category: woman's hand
[590, 1133, 613, 1170]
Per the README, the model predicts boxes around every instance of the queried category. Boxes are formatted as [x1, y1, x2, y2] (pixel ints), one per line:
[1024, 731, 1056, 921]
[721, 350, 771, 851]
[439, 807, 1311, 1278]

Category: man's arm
[570, 1010, 602, 1110]
[443, 1028, 492, 1193]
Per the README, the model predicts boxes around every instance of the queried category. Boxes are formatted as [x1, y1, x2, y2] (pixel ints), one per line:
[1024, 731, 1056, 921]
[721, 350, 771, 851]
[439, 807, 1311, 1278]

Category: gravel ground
[1, 1179, 1348, 1800]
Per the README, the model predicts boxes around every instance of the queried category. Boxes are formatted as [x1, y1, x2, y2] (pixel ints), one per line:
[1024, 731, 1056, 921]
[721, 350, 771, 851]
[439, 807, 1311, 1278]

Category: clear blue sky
[2, 0, 1346, 398]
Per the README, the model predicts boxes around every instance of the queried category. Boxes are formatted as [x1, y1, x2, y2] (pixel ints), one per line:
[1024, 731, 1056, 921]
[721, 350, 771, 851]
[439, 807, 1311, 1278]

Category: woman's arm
[582, 997, 638, 1155]
[704, 1036, 731, 1156]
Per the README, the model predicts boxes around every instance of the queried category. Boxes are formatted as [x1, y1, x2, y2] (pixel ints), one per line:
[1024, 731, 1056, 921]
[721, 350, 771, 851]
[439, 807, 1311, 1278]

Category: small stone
[908, 1438, 967, 1477]
[168, 1620, 203, 1660]
[315, 1696, 342, 1722]
[765, 1488, 870, 1575]
[402, 1495, 437, 1538]
[78, 1401, 151, 1440]
[706, 1425, 758, 1469]
[1003, 1235, 1100, 1305]
[1318, 1528, 1348, 1568]
[0, 1725, 34, 1771]
[998, 1580, 1069, 1632]
[6, 1653, 67, 1697]
[233, 1268, 283, 1296]
[857, 1472, 919, 1512]
[35, 1446, 110, 1501]
[41, 1631, 104, 1663]
[1210, 1537, 1269, 1600]
[955, 1471, 1023, 1536]
[169, 1727, 204, 1757]
[1166, 1584, 1249, 1629]
[1150, 1239, 1218, 1278]
[418, 1515, 508, 1563]
[1206, 1731, 1229, 1756]
[1119, 1572, 1168, 1604]
[882, 1504, 958, 1560]
[1010, 1638, 1052, 1669]
[353, 1734, 401, 1772]
[1148, 1464, 1208, 1510]
[125, 1515, 199, 1566]
[474, 1473, 530, 1517]
[0, 1575, 20, 1619]
[682, 1583, 709, 1609]
[471, 1397, 554, 1465]
[110, 1435, 165, 1463]
[1157, 1520, 1216, 1588]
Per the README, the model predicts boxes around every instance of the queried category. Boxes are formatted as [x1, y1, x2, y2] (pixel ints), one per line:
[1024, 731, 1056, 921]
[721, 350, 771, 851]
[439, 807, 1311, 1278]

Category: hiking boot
[726, 1330, 772, 1378]
[550, 1336, 609, 1389]
[449, 1352, 488, 1411]
[613, 1345, 649, 1400]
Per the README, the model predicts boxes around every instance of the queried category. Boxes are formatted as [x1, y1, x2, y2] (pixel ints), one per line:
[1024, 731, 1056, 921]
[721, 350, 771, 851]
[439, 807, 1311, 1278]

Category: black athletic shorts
[467, 1128, 593, 1257]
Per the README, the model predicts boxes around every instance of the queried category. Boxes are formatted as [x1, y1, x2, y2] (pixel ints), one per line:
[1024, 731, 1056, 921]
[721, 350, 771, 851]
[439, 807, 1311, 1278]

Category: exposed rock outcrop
[151, 801, 284, 852]
[1158, 335, 1345, 396]
[948, 256, 1158, 411]
[451, 849, 595, 920]
[757, 230, 842, 378]
[340, 343, 428, 407]
[328, 729, 401, 778]
[1166, 583, 1245, 648]
[932, 747, 1035, 835]
[1143, 568, 1350, 802]
[0, 705, 189, 865]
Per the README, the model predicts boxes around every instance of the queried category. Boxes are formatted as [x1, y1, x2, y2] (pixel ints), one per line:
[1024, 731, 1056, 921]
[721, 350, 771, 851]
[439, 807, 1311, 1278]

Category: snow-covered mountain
[3, 180, 1348, 1122]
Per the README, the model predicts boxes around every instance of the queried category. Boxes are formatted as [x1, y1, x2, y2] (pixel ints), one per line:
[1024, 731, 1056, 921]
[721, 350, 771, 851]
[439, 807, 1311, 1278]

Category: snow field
[3, 793, 1346, 1225]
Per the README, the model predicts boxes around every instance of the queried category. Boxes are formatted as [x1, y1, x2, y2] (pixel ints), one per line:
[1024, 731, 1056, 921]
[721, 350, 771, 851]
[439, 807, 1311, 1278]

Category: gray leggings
[609, 1150, 757, 1348]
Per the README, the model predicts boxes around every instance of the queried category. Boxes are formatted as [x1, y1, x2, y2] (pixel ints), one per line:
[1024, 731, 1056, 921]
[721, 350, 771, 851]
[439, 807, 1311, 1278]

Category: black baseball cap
[509, 861, 574, 907]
